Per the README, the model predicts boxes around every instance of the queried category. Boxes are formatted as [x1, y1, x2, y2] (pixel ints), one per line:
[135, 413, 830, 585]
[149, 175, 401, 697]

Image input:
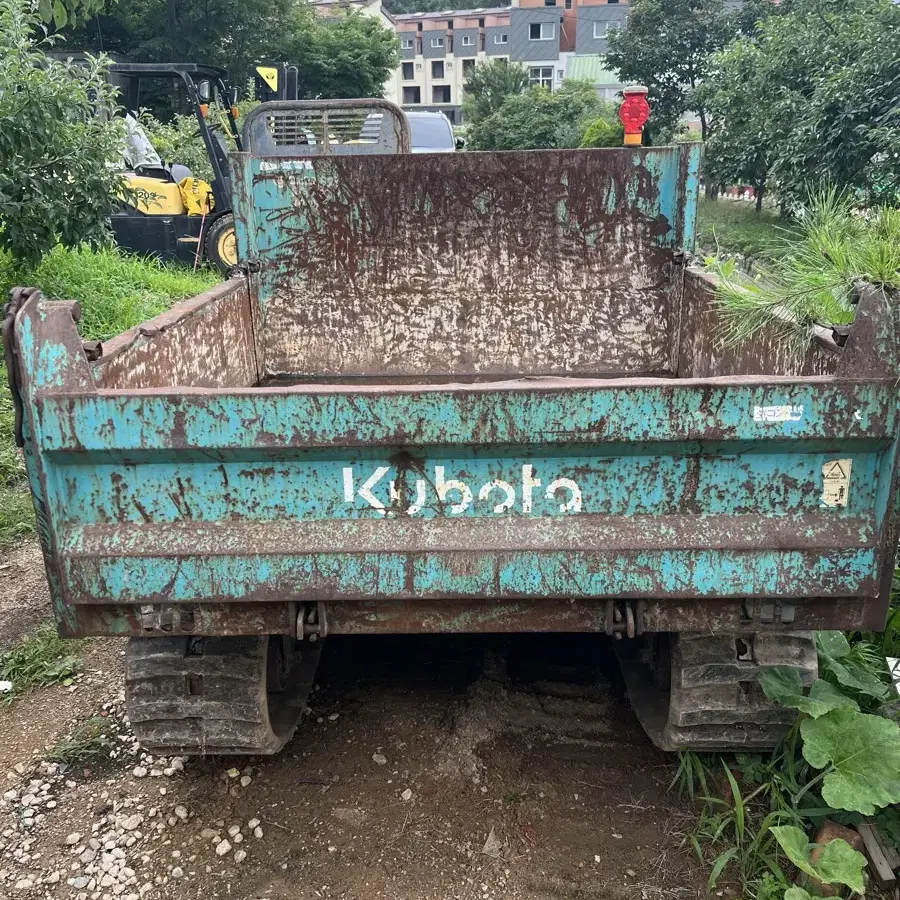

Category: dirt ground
[0, 540, 713, 900]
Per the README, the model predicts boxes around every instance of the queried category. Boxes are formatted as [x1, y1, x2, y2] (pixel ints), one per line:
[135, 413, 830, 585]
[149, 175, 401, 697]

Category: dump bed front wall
[232, 146, 700, 380]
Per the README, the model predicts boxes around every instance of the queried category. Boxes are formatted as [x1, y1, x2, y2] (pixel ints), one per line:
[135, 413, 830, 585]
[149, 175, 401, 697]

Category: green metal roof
[566, 55, 622, 85]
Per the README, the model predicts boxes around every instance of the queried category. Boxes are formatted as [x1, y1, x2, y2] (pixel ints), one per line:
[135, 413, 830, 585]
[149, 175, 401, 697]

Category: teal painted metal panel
[5, 143, 898, 638]
[229, 146, 700, 380]
[33, 381, 895, 451]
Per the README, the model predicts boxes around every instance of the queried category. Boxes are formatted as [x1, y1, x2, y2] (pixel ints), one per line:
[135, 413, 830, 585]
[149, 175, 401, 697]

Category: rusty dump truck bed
[7, 115, 900, 753]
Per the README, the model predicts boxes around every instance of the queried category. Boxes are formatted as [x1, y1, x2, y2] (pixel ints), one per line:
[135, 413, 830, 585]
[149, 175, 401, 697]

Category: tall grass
[0, 246, 219, 549]
[0, 245, 219, 342]
[0, 623, 81, 701]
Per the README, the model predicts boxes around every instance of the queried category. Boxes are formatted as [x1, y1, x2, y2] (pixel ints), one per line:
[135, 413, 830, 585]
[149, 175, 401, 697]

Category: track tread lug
[125, 635, 321, 756]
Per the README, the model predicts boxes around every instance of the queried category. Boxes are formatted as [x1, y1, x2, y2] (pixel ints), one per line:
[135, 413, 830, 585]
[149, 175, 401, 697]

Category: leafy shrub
[136, 112, 215, 183]
[467, 80, 608, 152]
[680, 622, 900, 900]
[0, 0, 125, 264]
[580, 117, 624, 148]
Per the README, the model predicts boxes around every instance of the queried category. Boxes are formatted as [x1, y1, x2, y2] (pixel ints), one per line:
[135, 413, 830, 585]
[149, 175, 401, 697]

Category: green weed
[680, 618, 900, 899]
[671, 750, 712, 802]
[503, 790, 526, 806]
[0, 624, 81, 700]
[697, 197, 799, 259]
[0, 245, 219, 342]
[707, 189, 900, 354]
[684, 758, 797, 897]
[0, 484, 35, 549]
[46, 715, 115, 765]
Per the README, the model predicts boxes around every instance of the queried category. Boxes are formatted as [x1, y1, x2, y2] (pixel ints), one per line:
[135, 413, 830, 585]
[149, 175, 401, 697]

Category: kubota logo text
[341, 465, 582, 516]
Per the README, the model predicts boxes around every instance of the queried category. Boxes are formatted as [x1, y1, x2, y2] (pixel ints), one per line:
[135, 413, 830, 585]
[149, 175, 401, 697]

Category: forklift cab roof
[109, 63, 229, 80]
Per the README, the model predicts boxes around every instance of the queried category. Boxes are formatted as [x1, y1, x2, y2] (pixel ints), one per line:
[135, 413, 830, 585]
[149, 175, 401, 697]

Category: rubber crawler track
[618, 631, 818, 751]
[125, 636, 321, 755]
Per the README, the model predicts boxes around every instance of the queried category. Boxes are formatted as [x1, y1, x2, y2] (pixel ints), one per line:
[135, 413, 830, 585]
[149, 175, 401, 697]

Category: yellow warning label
[256, 66, 279, 92]
[821, 458, 852, 508]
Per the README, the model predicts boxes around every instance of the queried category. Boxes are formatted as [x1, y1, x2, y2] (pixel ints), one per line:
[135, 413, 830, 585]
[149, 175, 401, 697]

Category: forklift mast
[254, 64, 300, 103]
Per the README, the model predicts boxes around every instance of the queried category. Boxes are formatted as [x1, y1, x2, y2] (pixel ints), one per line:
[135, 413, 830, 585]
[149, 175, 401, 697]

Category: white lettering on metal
[478, 480, 516, 514]
[341, 465, 582, 516]
[521, 464, 541, 513]
[753, 404, 804, 423]
[546, 478, 583, 513]
[435, 466, 473, 515]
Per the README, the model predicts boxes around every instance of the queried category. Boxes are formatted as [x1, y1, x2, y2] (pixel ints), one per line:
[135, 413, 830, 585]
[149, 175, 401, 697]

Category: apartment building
[388, 0, 629, 124]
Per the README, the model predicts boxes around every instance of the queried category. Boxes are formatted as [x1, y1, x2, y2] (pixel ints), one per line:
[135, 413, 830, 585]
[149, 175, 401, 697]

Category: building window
[544, 0, 556, 5]
[401, 37, 414, 50]
[529, 66, 554, 89]
[529, 22, 555, 40]
[432, 60, 445, 78]
[594, 20, 617, 37]
[403, 86, 421, 104]
[557, 68, 564, 80]
[494, 33, 508, 44]
[402, 62, 414, 80]
[430, 36, 444, 48]
[462, 58, 476, 78]
[432, 85, 452, 103]
[461, 34, 475, 45]
[565, 0, 572, 6]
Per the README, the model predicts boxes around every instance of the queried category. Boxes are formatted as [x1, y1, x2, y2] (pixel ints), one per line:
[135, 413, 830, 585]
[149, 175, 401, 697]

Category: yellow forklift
[111, 63, 241, 272]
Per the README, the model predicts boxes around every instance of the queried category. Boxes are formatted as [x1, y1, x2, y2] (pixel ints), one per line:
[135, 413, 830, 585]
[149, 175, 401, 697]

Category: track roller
[617, 631, 818, 751]
[125, 635, 321, 755]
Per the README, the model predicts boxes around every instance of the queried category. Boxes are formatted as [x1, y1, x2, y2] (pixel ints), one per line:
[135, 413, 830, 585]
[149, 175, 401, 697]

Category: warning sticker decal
[821, 459, 852, 508]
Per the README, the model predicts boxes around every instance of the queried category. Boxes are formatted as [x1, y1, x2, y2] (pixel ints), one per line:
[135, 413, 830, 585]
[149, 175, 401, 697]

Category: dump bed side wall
[233, 145, 701, 380]
[679, 269, 839, 378]
[92, 280, 258, 390]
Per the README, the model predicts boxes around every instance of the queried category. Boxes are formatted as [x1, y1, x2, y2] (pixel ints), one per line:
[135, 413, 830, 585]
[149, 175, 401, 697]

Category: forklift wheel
[205, 214, 238, 273]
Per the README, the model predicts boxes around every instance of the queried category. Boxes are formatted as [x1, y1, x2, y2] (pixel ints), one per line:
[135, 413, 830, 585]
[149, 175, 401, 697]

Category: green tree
[461, 58, 530, 125]
[701, 39, 773, 210]
[385, 0, 506, 12]
[705, 0, 900, 206]
[64, 3, 398, 100]
[287, 12, 400, 99]
[40, 0, 106, 29]
[606, 0, 735, 141]
[0, 0, 125, 264]
[552, 79, 608, 146]
[466, 79, 604, 151]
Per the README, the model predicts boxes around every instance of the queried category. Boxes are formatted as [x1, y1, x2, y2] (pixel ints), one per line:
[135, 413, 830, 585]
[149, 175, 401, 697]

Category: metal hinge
[2, 287, 41, 447]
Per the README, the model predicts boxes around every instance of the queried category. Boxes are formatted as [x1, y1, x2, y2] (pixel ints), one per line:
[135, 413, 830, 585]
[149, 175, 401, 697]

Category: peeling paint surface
[236, 147, 699, 379]
[7, 143, 900, 638]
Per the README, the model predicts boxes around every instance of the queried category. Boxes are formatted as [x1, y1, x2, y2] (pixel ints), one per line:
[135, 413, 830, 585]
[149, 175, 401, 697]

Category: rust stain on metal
[254, 150, 681, 380]
[92, 279, 259, 389]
